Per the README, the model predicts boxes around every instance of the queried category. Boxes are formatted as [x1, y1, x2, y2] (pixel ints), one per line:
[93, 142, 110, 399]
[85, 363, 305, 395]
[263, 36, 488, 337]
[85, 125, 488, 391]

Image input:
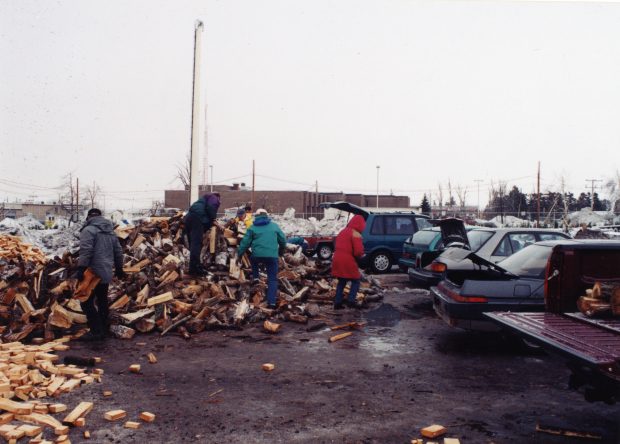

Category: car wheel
[317, 244, 333, 260]
[370, 251, 392, 273]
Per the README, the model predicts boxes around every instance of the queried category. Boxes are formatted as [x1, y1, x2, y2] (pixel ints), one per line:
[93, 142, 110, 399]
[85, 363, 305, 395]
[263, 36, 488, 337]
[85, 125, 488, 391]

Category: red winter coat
[331, 215, 366, 279]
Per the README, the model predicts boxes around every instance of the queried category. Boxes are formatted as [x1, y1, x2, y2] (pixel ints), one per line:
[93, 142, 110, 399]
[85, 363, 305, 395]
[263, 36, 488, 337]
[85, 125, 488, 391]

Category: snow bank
[270, 208, 348, 236]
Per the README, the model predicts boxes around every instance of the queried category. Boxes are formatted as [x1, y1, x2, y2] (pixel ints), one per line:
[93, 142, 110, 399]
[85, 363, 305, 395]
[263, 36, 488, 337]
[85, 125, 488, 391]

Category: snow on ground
[1, 217, 81, 257]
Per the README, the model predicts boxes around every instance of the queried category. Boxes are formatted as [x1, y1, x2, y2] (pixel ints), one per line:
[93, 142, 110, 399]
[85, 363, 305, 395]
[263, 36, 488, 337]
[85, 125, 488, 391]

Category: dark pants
[334, 278, 360, 305]
[251, 256, 279, 305]
[80, 283, 110, 336]
[185, 214, 206, 272]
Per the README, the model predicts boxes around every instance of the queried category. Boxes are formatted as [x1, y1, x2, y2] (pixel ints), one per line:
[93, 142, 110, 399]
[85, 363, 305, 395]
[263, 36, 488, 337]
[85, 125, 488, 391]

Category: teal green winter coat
[237, 215, 287, 258]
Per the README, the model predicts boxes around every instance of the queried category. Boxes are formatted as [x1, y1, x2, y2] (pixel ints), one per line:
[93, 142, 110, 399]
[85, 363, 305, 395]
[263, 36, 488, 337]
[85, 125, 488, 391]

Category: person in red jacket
[331, 214, 366, 309]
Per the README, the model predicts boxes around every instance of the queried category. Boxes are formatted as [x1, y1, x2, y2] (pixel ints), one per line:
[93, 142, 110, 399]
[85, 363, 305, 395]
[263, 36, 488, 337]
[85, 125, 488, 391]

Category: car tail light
[402, 252, 410, 259]
[427, 262, 447, 273]
[437, 281, 488, 303]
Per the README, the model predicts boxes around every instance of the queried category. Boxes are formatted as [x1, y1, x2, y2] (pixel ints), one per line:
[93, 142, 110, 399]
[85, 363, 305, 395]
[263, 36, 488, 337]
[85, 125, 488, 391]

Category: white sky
[1, 0, 620, 211]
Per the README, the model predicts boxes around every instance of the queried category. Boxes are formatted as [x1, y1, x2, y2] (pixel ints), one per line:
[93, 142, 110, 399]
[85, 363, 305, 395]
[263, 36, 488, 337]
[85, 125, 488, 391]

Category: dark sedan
[431, 241, 561, 331]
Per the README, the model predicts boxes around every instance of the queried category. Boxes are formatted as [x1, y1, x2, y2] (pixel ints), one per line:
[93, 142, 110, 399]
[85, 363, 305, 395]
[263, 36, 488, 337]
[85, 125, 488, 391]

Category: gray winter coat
[78, 216, 124, 284]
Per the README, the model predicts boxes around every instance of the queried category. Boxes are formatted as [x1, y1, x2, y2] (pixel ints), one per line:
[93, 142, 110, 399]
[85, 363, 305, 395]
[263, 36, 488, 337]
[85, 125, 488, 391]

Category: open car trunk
[319, 201, 369, 220]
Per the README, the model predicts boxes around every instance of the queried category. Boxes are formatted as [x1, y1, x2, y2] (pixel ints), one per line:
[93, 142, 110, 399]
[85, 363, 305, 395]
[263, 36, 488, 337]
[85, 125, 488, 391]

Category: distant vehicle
[432, 241, 561, 331]
[409, 219, 570, 288]
[301, 235, 336, 260]
[320, 202, 431, 273]
[153, 207, 181, 217]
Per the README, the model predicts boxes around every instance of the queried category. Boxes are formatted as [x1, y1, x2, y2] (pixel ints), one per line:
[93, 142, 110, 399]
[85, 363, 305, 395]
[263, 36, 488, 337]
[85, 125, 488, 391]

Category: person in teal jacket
[237, 209, 287, 308]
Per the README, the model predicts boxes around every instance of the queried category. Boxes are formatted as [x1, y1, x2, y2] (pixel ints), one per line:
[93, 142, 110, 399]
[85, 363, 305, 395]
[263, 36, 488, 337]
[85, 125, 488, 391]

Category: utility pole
[474, 179, 483, 219]
[315, 180, 318, 193]
[537, 162, 541, 227]
[585, 179, 603, 210]
[251, 160, 255, 209]
[189, 21, 204, 207]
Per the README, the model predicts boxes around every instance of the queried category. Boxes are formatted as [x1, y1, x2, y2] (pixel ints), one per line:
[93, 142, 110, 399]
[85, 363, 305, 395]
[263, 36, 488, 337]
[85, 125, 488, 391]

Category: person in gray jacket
[76, 208, 125, 341]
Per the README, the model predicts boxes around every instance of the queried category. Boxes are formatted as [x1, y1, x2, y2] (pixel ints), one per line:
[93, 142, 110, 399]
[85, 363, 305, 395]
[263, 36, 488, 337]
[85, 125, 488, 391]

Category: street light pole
[474, 179, 483, 219]
[209, 165, 213, 193]
[376, 165, 380, 208]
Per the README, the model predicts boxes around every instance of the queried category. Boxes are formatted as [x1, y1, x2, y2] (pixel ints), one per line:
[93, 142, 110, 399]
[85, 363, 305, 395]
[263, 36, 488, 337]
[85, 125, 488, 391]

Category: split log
[328, 332, 352, 343]
[263, 320, 282, 334]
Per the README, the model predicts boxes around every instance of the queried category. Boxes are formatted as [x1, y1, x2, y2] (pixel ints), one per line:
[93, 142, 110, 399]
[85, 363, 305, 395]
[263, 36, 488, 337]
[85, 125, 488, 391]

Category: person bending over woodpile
[236, 209, 287, 309]
[75, 208, 125, 341]
[184, 192, 221, 276]
[331, 214, 366, 309]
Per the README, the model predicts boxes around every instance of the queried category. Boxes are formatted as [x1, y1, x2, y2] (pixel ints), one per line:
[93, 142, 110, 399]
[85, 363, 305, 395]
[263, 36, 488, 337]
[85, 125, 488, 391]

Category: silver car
[408, 222, 570, 288]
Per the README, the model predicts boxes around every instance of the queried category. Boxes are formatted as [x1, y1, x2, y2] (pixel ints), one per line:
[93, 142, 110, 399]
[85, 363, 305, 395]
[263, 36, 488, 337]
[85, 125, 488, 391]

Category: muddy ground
[45, 274, 620, 443]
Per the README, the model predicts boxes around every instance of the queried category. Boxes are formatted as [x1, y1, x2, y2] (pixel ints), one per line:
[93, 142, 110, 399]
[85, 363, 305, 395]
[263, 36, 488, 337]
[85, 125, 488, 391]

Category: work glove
[278, 246, 286, 257]
[75, 266, 86, 281]
[115, 267, 127, 280]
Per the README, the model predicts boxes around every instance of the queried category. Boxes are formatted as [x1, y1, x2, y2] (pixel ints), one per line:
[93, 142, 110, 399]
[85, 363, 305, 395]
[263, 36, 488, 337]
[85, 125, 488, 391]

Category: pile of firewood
[0, 215, 383, 342]
[577, 281, 620, 317]
[0, 337, 104, 441]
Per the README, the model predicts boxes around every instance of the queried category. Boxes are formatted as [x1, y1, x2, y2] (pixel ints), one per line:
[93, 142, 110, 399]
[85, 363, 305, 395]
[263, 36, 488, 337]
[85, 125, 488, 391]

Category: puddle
[363, 303, 401, 327]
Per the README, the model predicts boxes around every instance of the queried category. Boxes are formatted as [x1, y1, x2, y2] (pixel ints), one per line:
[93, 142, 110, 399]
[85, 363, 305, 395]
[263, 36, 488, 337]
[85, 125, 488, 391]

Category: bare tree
[605, 170, 620, 215]
[455, 184, 467, 210]
[83, 182, 101, 209]
[175, 153, 191, 189]
[447, 180, 454, 210]
[58, 173, 80, 225]
[150, 200, 165, 216]
[436, 182, 443, 215]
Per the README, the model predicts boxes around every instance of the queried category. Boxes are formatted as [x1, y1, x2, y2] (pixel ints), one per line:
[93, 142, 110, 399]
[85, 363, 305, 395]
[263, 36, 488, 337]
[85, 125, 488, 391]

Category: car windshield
[467, 230, 494, 252]
[497, 244, 552, 278]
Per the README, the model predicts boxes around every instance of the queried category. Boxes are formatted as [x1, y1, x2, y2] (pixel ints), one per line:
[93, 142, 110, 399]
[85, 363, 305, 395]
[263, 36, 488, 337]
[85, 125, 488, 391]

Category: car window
[538, 233, 567, 241]
[509, 233, 536, 253]
[384, 216, 414, 235]
[415, 217, 432, 230]
[499, 244, 552, 278]
[493, 236, 513, 257]
[370, 217, 384, 235]
[411, 230, 438, 245]
[467, 230, 494, 252]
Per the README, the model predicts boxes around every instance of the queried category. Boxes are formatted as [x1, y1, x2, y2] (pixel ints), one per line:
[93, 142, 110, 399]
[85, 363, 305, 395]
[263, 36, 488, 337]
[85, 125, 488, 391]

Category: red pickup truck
[302, 235, 335, 260]
[486, 239, 620, 404]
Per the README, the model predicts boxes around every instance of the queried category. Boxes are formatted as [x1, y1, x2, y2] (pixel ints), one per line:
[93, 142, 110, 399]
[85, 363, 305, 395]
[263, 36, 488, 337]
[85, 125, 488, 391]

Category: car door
[381, 215, 417, 257]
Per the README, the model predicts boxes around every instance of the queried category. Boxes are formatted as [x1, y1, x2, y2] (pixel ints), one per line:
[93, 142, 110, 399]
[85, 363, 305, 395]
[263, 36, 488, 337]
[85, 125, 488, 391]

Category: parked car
[398, 228, 442, 272]
[409, 221, 571, 288]
[320, 202, 432, 273]
[431, 240, 567, 331]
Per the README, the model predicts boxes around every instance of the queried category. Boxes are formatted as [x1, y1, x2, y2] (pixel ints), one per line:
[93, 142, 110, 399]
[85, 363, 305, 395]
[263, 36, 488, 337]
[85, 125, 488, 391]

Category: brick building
[164, 184, 410, 218]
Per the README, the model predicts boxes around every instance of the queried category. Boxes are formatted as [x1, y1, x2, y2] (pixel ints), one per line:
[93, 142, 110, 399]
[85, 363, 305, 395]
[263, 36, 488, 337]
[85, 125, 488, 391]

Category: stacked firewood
[577, 281, 620, 318]
[0, 215, 383, 342]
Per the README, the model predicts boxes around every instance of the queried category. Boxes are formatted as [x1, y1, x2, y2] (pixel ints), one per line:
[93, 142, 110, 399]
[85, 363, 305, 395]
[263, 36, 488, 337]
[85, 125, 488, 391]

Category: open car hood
[431, 217, 470, 249]
[319, 201, 369, 220]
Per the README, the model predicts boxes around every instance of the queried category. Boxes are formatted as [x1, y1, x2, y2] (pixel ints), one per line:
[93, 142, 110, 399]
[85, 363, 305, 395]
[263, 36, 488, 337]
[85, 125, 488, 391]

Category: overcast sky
[1, 0, 620, 211]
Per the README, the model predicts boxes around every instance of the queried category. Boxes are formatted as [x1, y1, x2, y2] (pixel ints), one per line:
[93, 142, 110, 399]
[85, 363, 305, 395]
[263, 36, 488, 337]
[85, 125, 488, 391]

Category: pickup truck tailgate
[485, 312, 620, 369]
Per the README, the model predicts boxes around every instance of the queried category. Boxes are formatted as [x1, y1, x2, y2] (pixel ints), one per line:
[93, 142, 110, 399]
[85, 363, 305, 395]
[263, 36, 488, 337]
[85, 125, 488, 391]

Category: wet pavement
[41, 275, 620, 443]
